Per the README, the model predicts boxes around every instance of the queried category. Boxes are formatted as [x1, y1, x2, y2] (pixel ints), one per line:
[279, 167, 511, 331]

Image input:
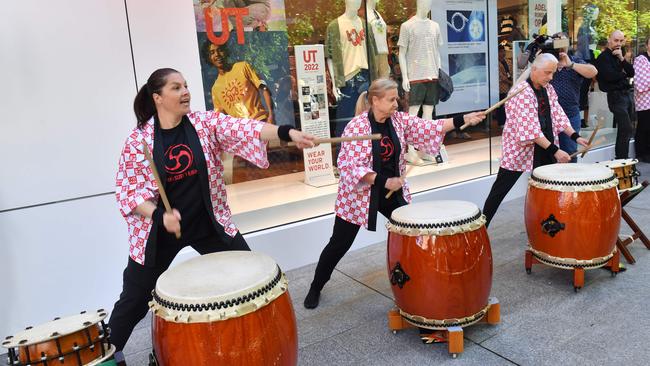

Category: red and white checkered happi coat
[501, 81, 570, 172]
[634, 54, 650, 112]
[335, 111, 445, 228]
[115, 111, 268, 265]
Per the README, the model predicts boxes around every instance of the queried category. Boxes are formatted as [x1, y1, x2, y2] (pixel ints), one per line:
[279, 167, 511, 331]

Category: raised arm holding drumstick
[481, 54, 589, 228]
[108, 68, 316, 365]
[303, 78, 486, 309]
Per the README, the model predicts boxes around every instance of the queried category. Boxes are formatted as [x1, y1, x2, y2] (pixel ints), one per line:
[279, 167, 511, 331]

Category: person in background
[594, 30, 635, 159]
[497, 45, 512, 128]
[549, 33, 598, 162]
[634, 37, 650, 162]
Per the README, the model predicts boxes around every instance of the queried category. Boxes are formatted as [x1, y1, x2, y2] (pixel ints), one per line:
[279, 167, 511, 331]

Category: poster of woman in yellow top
[194, 0, 294, 183]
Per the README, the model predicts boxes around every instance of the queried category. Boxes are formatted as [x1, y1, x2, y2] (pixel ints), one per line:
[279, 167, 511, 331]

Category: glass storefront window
[188, 0, 649, 233]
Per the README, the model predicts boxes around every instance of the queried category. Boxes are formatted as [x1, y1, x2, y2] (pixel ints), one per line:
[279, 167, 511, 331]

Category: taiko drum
[525, 163, 621, 267]
[596, 158, 641, 192]
[149, 251, 297, 366]
[387, 200, 493, 329]
[1, 309, 114, 366]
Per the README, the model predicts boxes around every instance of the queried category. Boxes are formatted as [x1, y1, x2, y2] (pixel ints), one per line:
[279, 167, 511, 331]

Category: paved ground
[5, 162, 650, 365]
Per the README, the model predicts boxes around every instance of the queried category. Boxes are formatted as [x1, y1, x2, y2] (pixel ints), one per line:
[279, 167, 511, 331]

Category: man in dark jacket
[594, 30, 635, 158]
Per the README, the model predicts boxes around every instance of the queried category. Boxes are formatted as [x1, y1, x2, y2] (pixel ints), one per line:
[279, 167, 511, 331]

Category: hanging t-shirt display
[397, 17, 443, 82]
[368, 10, 388, 55]
[337, 15, 369, 82]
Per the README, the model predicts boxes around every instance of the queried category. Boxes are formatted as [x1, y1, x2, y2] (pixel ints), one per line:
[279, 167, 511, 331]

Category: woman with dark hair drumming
[303, 78, 486, 309]
[108, 68, 315, 365]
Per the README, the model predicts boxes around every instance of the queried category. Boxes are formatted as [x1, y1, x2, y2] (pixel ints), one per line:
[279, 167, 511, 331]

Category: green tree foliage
[572, 0, 638, 42]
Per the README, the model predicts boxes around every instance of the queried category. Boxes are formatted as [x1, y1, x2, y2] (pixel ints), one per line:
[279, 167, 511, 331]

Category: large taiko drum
[386, 200, 493, 329]
[1, 309, 115, 366]
[526, 163, 621, 268]
[149, 251, 297, 366]
[596, 158, 641, 192]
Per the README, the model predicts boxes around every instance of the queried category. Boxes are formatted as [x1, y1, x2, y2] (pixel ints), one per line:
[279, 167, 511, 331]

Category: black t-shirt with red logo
[157, 119, 215, 243]
[527, 78, 556, 167]
[375, 120, 397, 178]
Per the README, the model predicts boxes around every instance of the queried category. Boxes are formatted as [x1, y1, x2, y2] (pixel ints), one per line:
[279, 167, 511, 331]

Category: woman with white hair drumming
[304, 78, 486, 309]
[482, 53, 589, 227]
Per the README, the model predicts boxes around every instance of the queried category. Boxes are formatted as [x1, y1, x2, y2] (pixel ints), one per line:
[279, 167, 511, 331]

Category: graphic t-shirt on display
[211, 61, 268, 120]
[158, 119, 215, 242]
[337, 15, 369, 81]
[369, 10, 389, 55]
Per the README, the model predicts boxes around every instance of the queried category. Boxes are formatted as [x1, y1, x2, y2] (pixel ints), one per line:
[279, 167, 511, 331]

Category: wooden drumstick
[460, 85, 527, 131]
[385, 165, 415, 199]
[287, 134, 381, 147]
[569, 137, 606, 159]
[142, 141, 181, 239]
[581, 120, 603, 158]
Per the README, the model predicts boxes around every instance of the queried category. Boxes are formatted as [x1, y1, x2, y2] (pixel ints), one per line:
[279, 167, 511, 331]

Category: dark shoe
[303, 287, 321, 309]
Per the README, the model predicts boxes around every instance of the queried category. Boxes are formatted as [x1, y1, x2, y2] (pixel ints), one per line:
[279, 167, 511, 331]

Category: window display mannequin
[577, 4, 599, 62]
[366, 0, 390, 79]
[325, 0, 370, 156]
[397, 0, 446, 161]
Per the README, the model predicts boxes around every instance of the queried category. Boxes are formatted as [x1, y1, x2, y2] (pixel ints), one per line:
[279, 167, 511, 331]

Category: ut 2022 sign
[303, 50, 320, 71]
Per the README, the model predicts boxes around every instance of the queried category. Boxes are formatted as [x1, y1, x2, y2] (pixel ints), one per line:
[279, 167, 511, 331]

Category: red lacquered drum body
[150, 251, 298, 366]
[525, 164, 621, 266]
[387, 201, 493, 329]
[1, 310, 115, 366]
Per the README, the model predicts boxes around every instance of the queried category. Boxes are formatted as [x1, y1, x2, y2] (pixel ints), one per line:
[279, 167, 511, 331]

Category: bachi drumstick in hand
[142, 141, 181, 239]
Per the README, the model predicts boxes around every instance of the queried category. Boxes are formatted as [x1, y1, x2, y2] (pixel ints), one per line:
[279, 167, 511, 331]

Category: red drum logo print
[380, 136, 394, 162]
[165, 144, 193, 175]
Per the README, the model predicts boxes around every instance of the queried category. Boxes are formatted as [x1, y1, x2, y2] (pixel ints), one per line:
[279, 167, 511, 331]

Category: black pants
[108, 233, 249, 352]
[636, 109, 650, 160]
[483, 168, 524, 227]
[607, 90, 635, 159]
[309, 194, 406, 292]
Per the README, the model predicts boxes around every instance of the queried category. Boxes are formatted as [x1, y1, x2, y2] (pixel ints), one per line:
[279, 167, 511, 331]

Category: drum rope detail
[150, 266, 288, 323]
[386, 212, 486, 236]
[529, 174, 618, 192]
[399, 304, 489, 330]
[528, 246, 615, 269]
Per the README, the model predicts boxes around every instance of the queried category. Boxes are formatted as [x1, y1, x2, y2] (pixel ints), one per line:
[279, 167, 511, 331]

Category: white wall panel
[125, 0, 206, 110]
[0, 195, 128, 339]
[0, 1, 136, 210]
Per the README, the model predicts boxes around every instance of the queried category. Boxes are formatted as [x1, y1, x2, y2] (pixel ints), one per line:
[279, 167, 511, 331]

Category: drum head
[596, 158, 639, 168]
[1, 310, 107, 348]
[391, 200, 480, 225]
[532, 163, 614, 183]
[156, 251, 278, 304]
[151, 251, 287, 323]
